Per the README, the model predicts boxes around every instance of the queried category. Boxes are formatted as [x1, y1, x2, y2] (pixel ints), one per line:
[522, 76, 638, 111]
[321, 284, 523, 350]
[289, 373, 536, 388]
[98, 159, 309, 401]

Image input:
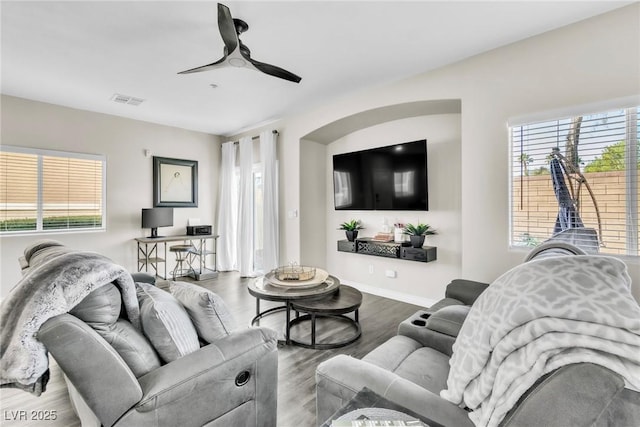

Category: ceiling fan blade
[217, 3, 238, 54]
[177, 56, 226, 74]
[248, 58, 302, 83]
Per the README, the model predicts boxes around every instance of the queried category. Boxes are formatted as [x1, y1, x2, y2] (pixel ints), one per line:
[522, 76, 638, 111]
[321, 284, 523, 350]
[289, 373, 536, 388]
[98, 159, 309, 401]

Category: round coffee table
[289, 285, 362, 349]
[247, 275, 340, 344]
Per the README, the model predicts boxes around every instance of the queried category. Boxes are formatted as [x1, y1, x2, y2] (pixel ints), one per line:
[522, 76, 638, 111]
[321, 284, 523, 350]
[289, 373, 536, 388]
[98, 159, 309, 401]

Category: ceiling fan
[178, 3, 302, 83]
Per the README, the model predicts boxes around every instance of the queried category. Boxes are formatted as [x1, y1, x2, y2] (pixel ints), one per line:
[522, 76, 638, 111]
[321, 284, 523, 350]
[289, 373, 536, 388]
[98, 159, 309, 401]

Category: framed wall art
[153, 156, 198, 207]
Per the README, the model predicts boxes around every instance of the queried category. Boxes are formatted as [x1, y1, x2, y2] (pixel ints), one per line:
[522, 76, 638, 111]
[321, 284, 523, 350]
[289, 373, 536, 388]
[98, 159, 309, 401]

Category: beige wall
[230, 4, 640, 301]
[324, 114, 462, 304]
[1, 95, 220, 296]
[300, 139, 328, 268]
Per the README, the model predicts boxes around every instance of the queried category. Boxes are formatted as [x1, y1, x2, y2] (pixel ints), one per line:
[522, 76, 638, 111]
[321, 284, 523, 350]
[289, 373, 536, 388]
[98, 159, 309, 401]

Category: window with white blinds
[510, 106, 639, 257]
[0, 147, 106, 234]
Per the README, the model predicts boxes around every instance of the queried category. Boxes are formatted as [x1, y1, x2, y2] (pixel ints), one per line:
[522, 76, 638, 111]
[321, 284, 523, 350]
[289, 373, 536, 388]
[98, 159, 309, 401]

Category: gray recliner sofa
[2, 240, 278, 427]
[37, 273, 278, 427]
[316, 278, 488, 426]
[316, 274, 640, 427]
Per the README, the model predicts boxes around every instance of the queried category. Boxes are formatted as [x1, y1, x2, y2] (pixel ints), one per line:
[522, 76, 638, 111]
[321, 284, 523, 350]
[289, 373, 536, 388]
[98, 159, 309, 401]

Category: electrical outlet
[368, 265, 374, 274]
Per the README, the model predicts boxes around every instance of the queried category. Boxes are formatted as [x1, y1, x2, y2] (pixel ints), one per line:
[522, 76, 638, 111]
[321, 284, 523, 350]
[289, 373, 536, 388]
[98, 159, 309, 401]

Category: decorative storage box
[356, 239, 401, 258]
[337, 240, 356, 253]
[401, 246, 437, 262]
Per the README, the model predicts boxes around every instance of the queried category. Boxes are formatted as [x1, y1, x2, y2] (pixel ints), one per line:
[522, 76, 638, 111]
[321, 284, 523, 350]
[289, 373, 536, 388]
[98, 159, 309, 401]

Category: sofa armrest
[316, 355, 473, 427]
[502, 363, 633, 427]
[397, 306, 470, 356]
[425, 298, 465, 314]
[444, 279, 489, 306]
[120, 327, 278, 427]
[426, 305, 470, 337]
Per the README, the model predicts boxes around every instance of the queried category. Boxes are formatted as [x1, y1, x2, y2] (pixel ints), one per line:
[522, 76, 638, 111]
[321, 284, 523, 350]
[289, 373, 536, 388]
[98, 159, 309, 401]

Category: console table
[337, 238, 437, 263]
[135, 234, 218, 280]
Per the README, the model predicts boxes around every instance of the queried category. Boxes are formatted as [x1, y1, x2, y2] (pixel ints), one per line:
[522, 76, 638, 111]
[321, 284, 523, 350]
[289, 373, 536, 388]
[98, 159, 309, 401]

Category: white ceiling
[1, 1, 630, 137]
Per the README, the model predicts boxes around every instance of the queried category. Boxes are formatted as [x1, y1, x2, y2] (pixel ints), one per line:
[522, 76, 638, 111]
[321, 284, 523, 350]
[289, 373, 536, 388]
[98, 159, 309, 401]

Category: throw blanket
[440, 255, 640, 427]
[0, 241, 140, 395]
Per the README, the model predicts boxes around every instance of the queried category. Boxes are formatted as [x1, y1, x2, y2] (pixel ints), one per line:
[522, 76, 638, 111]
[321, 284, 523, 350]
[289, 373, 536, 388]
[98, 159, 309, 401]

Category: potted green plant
[339, 219, 364, 242]
[402, 223, 437, 248]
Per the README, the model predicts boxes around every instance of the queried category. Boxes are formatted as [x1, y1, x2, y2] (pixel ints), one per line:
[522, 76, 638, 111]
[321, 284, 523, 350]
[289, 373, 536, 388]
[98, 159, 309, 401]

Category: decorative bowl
[275, 264, 316, 281]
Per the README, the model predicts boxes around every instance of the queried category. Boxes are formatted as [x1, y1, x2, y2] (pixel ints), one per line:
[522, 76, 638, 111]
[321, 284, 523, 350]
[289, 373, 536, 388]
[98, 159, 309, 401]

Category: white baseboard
[342, 280, 436, 309]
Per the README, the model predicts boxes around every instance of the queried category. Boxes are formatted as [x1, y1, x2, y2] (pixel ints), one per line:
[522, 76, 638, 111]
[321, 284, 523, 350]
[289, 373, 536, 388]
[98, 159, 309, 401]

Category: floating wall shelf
[337, 238, 437, 263]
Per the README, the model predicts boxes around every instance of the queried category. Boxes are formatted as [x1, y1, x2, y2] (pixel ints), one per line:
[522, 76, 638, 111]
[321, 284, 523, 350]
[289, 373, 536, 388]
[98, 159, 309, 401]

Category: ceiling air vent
[111, 93, 145, 106]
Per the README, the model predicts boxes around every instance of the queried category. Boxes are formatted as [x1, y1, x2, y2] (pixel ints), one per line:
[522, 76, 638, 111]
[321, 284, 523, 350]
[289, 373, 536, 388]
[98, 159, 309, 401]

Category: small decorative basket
[274, 263, 316, 281]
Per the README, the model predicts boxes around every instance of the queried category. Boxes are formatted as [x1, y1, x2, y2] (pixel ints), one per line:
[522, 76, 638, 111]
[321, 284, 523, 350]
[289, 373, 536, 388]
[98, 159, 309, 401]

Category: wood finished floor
[0, 272, 422, 427]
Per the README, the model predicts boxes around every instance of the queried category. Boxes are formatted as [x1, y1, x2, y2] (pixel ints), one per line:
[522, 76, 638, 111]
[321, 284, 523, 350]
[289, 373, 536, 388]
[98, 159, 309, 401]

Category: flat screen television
[333, 139, 428, 211]
[141, 208, 174, 238]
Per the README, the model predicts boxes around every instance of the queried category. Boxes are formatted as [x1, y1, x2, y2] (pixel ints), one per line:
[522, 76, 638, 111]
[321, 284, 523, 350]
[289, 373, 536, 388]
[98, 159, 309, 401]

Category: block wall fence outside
[512, 171, 639, 254]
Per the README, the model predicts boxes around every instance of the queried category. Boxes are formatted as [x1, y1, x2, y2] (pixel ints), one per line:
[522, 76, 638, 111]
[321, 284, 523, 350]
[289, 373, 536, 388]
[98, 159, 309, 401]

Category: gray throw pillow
[170, 281, 236, 344]
[136, 282, 200, 363]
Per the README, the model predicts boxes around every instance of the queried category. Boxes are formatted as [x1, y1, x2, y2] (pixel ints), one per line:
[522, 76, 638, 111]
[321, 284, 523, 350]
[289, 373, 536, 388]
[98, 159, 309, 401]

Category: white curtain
[216, 142, 238, 271]
[237, 136, 254, 277]
[260, 130, 279, 272]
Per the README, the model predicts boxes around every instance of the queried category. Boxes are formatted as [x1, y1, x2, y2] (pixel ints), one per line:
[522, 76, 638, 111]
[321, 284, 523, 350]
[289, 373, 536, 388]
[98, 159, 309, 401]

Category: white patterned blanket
[440, 255, 640, 427]
[0, 242, 140, 395]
